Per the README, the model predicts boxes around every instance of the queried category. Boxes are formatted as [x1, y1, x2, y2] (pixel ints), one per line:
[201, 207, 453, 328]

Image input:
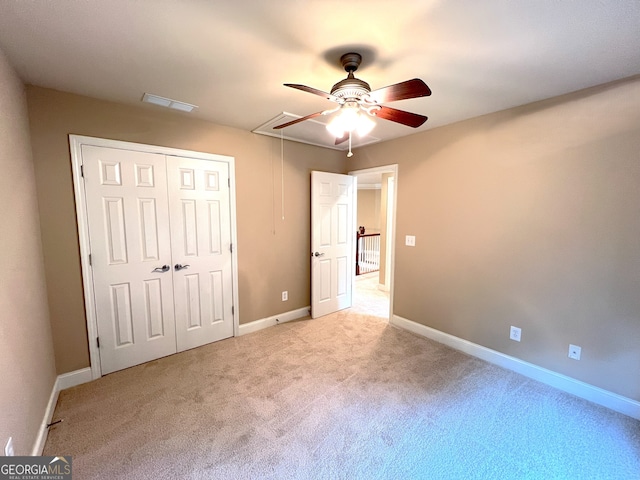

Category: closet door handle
[152, 265, 171, 273]
[175, 264, 190, 271]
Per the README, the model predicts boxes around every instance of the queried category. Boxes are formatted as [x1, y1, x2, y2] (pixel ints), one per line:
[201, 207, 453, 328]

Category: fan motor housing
[330, 52, 371, 100]
[330, 75, 371, 100]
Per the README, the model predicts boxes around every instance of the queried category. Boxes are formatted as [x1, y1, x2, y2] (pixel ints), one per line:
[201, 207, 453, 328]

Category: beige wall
[0, 50, 56, 454]
[15, 72, 640, 407]
[352, 76, 640, 400]
[26, 86, 345, 375]
[356, 188, 381, 233]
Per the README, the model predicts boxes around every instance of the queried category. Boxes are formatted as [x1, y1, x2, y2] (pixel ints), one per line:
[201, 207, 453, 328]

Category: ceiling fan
[273, 52, 431, 154]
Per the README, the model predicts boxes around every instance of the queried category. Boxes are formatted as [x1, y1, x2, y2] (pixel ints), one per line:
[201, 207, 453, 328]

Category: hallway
[351, 272, 390, 319]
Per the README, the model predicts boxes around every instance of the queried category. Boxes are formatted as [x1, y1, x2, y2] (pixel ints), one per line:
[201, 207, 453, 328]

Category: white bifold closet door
[167, 156, 233, 352]
[82, 145, 233, 375]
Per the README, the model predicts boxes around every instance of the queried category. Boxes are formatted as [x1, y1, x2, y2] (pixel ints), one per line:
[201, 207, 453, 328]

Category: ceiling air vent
[142, 93, 197, 113]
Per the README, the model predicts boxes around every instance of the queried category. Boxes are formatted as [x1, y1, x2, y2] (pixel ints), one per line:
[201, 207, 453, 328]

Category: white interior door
[311, 171, 355, 318]
[83, 145, 177, 375]
[167, 156, 234, 351]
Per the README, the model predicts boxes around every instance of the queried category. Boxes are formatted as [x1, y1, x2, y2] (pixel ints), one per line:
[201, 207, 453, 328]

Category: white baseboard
[56, 367, 93, 391]
[31, 367, 93, 455]
[392, 315, 640, 420]
[31, 380, 60, 456]
[238, 306, 310, 336]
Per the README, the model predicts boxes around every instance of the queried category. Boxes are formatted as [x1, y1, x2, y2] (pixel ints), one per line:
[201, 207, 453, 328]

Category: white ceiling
[0, 1, 639, 150]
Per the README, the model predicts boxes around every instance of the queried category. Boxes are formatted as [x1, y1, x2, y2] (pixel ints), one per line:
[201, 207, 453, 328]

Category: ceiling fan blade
[284, 84, 341, 103]
[335, 133, 349, 145]
[272, 111, 324, 129]
[368, 78, 431, 103]
[375, 106, 428, 128]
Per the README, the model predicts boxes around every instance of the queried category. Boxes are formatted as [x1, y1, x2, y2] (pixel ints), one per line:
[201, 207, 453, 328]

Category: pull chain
[280, 129, 285, 220]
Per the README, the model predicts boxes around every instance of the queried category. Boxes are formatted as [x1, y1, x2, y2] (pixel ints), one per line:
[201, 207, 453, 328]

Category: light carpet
[352, 272, 390, 319]
[44, 311, 640, 479]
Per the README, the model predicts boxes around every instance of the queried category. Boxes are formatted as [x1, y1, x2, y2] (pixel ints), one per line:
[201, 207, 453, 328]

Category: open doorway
[349, 165, 397, 321]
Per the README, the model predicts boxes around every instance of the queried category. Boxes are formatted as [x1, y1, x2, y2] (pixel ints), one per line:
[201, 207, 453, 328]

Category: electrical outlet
[5, 437, 14, 456]
[281, 291, 288, 302]
[510, 326, 521, 342]
[568, 344, 581, 360]
[405, 235, 416, 247]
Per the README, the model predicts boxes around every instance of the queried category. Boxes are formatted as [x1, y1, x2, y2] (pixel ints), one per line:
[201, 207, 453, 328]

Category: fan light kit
[274, 52, 431, 156]
[326, 102, 376, 138]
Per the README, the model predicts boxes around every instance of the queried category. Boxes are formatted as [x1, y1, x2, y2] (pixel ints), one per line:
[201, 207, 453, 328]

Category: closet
[79, 142, 235, 375]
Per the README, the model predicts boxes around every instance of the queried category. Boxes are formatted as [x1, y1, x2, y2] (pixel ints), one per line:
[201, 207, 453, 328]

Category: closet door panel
[167, 157, 234, 351]
[83, 145, 177, 374]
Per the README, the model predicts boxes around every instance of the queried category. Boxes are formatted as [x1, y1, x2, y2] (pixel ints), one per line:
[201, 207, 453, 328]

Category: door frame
[70, 135, 240, 380]
[348, 164, 398, 322]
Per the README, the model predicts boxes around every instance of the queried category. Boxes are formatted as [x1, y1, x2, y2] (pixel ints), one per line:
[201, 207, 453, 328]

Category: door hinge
[88, 253, 92, 266]
[96, 337, 100, 348]
[230, 243, 233, 253]
[80, 165, 84, 178]
[228, 177, 230, 188]
[231, 306, 234, 315]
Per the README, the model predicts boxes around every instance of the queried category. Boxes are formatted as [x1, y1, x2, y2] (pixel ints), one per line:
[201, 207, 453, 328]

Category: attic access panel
[253, 112, 381, 151]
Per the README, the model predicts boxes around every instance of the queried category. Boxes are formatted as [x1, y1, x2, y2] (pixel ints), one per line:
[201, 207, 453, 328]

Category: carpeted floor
[44, 311, 640, 479]
[352, 272, 390, 319]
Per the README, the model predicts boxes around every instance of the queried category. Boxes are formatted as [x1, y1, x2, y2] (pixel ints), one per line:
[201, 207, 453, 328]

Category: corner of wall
[0, 45, 58, 455]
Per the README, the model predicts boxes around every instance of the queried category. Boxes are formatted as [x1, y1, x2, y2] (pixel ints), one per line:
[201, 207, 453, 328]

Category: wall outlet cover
[568, 344, 582, 360]
[510, 326, 522, 342]
[405, 235, 416, 247]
